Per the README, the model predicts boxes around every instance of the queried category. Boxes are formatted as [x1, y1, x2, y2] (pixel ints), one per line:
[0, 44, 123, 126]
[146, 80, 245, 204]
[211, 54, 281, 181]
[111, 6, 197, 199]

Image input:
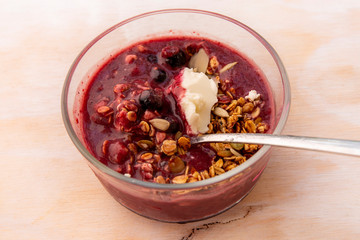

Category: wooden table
[1, 1, 359, 239]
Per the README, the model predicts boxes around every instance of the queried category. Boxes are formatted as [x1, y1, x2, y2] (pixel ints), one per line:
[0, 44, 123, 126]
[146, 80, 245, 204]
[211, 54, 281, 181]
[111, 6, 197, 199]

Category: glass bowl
[61, 9, 290, 223]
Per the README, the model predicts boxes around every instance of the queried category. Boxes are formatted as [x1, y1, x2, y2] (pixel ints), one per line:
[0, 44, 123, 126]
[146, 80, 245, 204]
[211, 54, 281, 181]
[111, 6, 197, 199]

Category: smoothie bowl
[61, 9, 290, 223]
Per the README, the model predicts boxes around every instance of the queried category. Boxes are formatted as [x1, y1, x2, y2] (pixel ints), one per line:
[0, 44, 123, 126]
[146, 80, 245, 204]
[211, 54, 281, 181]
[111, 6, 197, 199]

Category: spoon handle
[192, 133, 360, 157]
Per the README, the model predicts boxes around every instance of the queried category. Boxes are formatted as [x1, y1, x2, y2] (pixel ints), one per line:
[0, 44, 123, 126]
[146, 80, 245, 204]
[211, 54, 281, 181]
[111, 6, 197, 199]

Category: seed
[251, 107, 261, 119]
[126, 111, 137, 122]
[217, 150, 233, 157]
[149, 118, 170, 131]
[161, 140, 177, 156]
[219, 62, 237, 73]
[229, 148, 242, 157]
[172, 175, 188, 184]
[136, 140, 154, 150]
[178, 136, 191, 150]
[140, 152, 153, 160]
[175, 131, 182, 140]
[139, 121, 150, 133]
[230, 143, 244, 151]
[169, 156, 185, 173]
[154, 175, 166, 184]
[213, 107, 229, 118]
[242, 102, 254, 113]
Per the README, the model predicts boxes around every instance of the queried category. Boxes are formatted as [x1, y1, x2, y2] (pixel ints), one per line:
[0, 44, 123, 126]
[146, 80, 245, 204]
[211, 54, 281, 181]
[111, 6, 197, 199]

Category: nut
[213, 107, 229, 118]
[161, 140, 177, 156]
[149, 118, 170, 131]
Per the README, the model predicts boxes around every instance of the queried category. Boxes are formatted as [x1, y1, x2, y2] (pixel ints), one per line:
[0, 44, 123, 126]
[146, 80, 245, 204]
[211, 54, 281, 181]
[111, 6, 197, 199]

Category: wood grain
[1, 1, 360, 239]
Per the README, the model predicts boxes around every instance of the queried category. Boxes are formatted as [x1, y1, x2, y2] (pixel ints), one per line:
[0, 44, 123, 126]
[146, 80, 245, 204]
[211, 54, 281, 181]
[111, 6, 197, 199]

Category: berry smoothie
[79, 36, 274, 184]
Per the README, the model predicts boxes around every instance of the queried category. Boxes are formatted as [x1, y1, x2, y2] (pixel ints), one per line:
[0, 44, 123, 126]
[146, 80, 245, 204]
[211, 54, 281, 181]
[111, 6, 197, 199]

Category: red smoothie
[80, 36, 274, 184]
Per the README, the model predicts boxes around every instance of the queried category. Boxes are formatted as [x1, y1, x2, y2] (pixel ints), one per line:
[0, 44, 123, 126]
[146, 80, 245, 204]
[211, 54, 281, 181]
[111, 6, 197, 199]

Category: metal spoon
[191, 133, 360, 157]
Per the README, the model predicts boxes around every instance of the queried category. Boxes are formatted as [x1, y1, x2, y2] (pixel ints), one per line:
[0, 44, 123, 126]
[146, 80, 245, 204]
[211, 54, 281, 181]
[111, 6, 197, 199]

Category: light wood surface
[1, 1, 360, 239]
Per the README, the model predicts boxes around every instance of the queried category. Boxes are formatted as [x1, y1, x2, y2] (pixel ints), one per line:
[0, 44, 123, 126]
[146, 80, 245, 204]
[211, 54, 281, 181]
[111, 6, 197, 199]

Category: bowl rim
[61, 8, 291, 190]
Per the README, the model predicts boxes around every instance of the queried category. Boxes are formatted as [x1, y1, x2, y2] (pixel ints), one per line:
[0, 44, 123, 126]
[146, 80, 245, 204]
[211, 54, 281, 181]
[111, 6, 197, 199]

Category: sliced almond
[188, 48, 209, 73]
[213, 107, 230, 118]
[229, 147, 242, 157]
[149, 118, 170, 131]
[219, 62, 238, 74]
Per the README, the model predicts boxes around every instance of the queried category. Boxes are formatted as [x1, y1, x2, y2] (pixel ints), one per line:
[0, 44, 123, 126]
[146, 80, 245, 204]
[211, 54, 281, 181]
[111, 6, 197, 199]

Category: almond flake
[189, 48, 209, 73]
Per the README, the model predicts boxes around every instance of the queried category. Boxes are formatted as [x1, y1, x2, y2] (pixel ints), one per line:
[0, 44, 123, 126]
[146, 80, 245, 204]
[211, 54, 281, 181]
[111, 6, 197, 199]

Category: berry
[165, 116, 180, 133]
[161, 46, 186, 68]
[139, 89, 163, 110]
[150, 67, 167, 83]
[107, 141, 129, 164]
[147, 54, 157, 63]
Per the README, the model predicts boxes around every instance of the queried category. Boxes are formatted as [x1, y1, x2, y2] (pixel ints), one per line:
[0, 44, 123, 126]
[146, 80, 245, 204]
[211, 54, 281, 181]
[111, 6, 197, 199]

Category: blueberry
[161, 46, 186, 68]
[165, 116, 180, 133]
[150, 67, 167, 83]
[146, 54, 157, 63]
[139, 89, 163, 110]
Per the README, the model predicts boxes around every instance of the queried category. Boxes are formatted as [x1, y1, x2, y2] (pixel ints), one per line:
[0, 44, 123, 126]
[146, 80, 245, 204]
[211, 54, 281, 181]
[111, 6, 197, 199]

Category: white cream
[180, 68, 218, 134]
[245, 90, 260, 102]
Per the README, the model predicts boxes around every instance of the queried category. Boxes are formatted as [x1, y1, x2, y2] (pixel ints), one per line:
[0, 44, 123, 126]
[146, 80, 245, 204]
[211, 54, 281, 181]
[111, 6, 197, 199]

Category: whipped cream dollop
[175, 68, 218, 134]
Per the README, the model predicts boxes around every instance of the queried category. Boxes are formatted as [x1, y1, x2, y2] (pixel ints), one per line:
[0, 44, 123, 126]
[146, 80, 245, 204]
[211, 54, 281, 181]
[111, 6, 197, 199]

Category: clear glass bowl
[61, 9, 290, 223]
